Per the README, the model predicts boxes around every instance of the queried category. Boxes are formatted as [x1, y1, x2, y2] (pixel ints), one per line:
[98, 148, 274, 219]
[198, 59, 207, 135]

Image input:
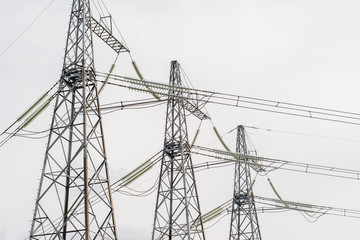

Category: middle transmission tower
[152, 60, 206, 240]
[229, 125, 262, 240]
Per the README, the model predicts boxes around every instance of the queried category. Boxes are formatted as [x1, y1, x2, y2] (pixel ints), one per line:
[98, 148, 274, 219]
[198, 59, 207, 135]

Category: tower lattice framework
[29, 0, 127, 239]
[152, 61, 206, 240]
[229, 125, 262, 240]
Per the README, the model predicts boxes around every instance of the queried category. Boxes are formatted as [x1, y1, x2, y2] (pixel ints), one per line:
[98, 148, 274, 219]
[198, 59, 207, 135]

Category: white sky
[1, 0, 360, 239]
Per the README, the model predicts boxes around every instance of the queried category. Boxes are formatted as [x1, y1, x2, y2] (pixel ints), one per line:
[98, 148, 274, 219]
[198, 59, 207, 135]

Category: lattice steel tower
[229, 125, 262, 240]
[29, 0, 127, 239]
[152, 61, 206, 240]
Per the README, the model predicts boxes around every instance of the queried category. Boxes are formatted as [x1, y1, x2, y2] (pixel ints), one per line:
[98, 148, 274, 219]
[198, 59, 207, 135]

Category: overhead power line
[25, 144, 360, 235]
[4, 71, 360, 148]
[254, 195, 360, 219]
[190, 145, 360, 180]
[198, 194, 360, 228]
[244, 125, 360, 143]
[0, 0, 58, 57]
[96, 72, 360, 126]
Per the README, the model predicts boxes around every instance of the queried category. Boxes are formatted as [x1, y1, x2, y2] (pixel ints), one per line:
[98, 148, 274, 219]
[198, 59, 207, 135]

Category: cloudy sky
[1, 0, 360, 239]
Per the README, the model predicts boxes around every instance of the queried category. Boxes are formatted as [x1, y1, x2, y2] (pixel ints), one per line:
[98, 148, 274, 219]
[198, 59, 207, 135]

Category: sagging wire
[86, 154, 233, 214]
[8, 133, 48, 140]
[104, 145, 360, 228]
[298, 209, 330, 223]
[203, 213, 229, 230]
[255, 197, 332, 222]
[20, 129, 49, 134]
[194, 199, 232, 229]
[112, 154, 233, 198]
[2, 128, 49, 140]
[117, 177, 159, 197]
[264, 175, 331, 222]
[201, 193, 360, 230]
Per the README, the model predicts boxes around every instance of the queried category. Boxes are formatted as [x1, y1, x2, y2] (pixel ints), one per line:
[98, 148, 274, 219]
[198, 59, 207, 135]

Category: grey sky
[0, 0, 360, 239]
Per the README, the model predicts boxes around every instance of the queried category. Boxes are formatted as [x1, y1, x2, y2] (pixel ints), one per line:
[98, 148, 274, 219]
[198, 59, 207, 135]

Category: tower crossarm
[97, 74, 210, 120]
[183, 100, 210, 120]
[90, 16, 129, 53]
[191, 145, 265, 173]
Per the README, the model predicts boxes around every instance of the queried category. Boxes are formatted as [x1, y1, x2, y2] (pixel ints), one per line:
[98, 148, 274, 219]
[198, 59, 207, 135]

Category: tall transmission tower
[29, 0, 127, 239]
[229, 125, 262, 240]
[152, 61, 206, 240]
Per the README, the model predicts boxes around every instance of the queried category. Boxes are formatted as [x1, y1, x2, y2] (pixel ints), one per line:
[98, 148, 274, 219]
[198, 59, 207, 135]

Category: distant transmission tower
[152, 60, 206, 240]
[29, 0, 127, 239]
[229, 125, 262, 240]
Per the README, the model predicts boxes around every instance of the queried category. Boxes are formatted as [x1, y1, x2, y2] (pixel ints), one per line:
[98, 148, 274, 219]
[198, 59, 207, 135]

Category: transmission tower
[29, 0, 127, 239]
[152, 61, 206, 240]
[229, 125, 262, 240]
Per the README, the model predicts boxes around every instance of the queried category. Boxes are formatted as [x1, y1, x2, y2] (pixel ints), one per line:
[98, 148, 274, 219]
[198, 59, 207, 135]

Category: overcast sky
[1, 0, 360, 239]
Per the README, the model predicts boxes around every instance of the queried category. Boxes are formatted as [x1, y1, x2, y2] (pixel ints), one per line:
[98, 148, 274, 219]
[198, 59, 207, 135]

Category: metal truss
[229, 126, 262, 240]
[29, 0, 124, 239]
[152, 61, 206, 240]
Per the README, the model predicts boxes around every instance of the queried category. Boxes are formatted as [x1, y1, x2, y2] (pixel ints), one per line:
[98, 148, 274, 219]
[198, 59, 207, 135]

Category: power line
[190, 145, 360, 181]
[96, 72, 360, 126]
[0, 0, 57, 57]
[244, 125, 360, 143]
[255, 195, 360, 219]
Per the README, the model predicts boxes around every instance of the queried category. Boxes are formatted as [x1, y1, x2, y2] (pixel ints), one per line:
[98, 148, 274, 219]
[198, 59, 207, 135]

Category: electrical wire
[8, 133, 48, 140]
[101, 99, 166, 114]
[244, 125, 360, 143]
[97, 72, 360, 126]
[116, 179, 159, 197]
[203, 213, 229, 230]
[0, 0, 58, 58]
[204, 126, 237, 147]
[190, 144, 360, 180]
[253, 197, 357, 221]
